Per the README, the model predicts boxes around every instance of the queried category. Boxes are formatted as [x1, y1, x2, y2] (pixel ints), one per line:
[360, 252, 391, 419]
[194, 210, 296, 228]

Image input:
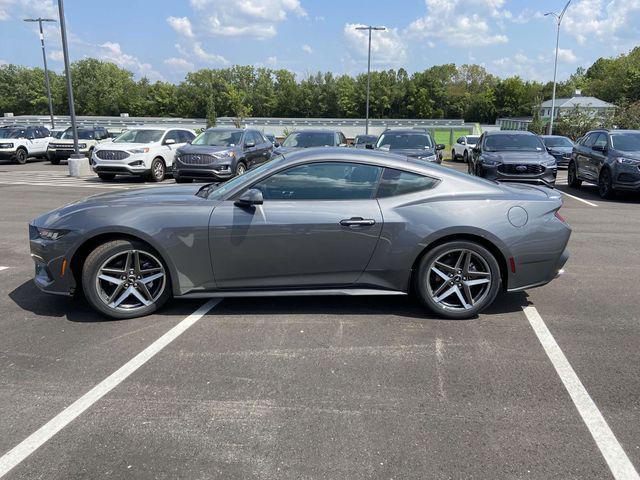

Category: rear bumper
[507, 247, 569, 292]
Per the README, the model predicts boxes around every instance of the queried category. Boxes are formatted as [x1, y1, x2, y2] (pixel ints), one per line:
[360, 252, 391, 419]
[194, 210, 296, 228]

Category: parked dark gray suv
[568, 129, 640, 198]
[375, 129, 444, 164]
[541, 135, 574, 167]
[469, 131, 557, 186]
[173, 128, 272, 183]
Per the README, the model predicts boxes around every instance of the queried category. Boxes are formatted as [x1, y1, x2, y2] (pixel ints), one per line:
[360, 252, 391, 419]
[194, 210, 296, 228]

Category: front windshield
[355, 135, 377, 145]
[376, 133, 433, 150]
[0, 128, 24, 139]
[207, 156, 287, 200]
[610, 133, 640, 151]
[282, 132, 335, 148]
[467, 136, 480, 144]
[543, 137, 573, 148]
[484, 134, 544, 152]
[61, 129, 95, 140]
[114, 129, 164, 144]
[192, 130, 243, 147]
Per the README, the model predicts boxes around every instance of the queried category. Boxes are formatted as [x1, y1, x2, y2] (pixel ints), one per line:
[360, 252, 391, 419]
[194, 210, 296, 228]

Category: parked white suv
[92, 127, 196, 182]
[0, 125, 52, 164]
[451, 135, 480, 163]
[47, 126, 112, 165]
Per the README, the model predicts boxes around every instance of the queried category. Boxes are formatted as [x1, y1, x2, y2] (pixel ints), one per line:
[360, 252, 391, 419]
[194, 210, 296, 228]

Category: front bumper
[48, 148, 90, 160]
[481, 164, 557, 187]
[612, 165, 640, 192]
[0, 150, 17, 160]
[29, 224, 77, 296]
[174, 163, 235, 181]
[91, 153, 152, 176]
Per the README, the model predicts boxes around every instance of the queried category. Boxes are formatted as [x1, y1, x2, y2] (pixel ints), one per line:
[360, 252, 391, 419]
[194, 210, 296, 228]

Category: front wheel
[451, 150, 457, 161]
[149, 158, 166, 182]
[235, 162, 246, 176]
[82, 240, 171, 319]
[15, 148, 27, 165]
[463, 150, 469, 163]
[598, 168, 615, 199]
[414, 241, 501, 320]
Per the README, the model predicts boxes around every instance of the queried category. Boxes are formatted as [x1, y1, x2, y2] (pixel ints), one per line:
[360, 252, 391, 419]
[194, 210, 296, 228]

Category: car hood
[99, 142, 158, 151]
[32, 185, 207, 228]
[483, 150, 552, 164]
[615, 150, 640, 160]
[177, 144, 234, 155]
[547, 146, 573, 154]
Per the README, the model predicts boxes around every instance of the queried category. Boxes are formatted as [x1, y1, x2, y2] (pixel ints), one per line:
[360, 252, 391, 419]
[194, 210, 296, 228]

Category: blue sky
[1, 0, 639, 83]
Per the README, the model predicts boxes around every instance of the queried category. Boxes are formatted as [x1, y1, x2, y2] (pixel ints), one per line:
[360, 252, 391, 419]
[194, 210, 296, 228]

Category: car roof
[541, 135, 571, 138]
[288, 129, 341, 134]
[205, 127, 244, 132]
[485, 130, 536, 136]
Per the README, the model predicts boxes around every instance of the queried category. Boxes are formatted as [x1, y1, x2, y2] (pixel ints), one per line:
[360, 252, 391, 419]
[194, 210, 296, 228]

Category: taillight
[554, 211, 567, 223]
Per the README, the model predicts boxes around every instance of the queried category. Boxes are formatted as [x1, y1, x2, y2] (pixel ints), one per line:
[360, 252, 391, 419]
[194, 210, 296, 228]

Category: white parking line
[0, 299, 221, 478]
[523, 306, 639, 480]
[559, 190, 599, 207]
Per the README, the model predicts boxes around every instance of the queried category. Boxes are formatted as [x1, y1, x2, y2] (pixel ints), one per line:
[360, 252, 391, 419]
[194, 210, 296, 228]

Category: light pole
[23, 17, 56, 129]
[57, 0, 80, 157]
[545, 0, 571, 135]
[355, 25, 386, 135]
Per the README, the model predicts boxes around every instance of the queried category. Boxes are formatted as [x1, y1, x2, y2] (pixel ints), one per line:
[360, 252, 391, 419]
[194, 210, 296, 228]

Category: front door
[209, 161, 384, 289]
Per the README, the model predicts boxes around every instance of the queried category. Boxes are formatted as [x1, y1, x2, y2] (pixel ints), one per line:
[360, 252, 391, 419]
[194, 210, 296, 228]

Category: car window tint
[165, 130, 181, 143]
[179, 130, 194, 143]
[583, 133, 598, 147]
[377, 168, 439, 198]
[254, 131, 266, 144]
[593, 133, 607, 148]
[252, 162, 382, 200]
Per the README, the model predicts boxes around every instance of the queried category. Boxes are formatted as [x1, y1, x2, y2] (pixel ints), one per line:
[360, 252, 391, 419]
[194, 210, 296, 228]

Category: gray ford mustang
[29, 148, 570, 320]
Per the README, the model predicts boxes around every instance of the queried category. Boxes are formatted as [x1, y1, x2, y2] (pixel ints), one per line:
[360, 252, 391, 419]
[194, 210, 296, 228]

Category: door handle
[340, 217, 376, 227]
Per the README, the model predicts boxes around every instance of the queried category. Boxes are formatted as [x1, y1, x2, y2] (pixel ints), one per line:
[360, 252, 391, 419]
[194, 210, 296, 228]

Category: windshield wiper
[195, 182, 221, 198]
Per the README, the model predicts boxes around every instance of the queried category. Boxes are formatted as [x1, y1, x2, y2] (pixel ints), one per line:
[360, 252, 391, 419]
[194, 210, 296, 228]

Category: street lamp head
[23, 18, 56, 22]
[354, 25, 386, 31]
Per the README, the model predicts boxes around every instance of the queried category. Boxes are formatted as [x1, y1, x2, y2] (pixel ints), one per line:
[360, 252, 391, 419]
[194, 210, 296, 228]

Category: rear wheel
[567, 161, 581, 188]
[235, 162, 246, 176]
[149, 158, 166, 182]
[451, 149, 457, 161]
[15, 148, 27, 165]
[82, 240, 171, 319]
[414, 241, 501, 320]
[598, 168, 615, 199]
[463, 150, 469, 163]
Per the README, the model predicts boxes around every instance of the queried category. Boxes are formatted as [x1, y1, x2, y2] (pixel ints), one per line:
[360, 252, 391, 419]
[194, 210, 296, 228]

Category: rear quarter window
[377, 168, 439, 198]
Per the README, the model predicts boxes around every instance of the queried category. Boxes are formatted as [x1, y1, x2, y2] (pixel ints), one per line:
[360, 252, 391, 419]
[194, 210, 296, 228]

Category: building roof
[540, 95, 615, 109]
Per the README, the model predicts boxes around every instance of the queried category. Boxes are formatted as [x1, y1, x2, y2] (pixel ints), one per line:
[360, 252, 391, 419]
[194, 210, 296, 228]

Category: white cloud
[343, 23, 407, 66]
[0, 59, 7, 66]
[48, 49, 63, 61]
[184, 0, 306, 39]
[164, 57, 195, 71]
[98, 42, 163, 81]
[193, 42, 228, 64]
[406, 0, 509, 47]
[266, 56, 277, 66]
[562, 0, 640, 46]
[556, 48, 578, 63]
[0, 0, 56, 21]
[301, 44, 312, 54]
[167, 16, 194, 38]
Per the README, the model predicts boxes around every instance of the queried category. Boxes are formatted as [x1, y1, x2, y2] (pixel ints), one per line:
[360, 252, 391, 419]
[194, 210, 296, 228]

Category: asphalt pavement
[0, 158, 639, 479]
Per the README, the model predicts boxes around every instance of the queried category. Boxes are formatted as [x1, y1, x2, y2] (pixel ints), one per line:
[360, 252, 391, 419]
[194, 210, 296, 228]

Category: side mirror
[365, 143, 374, 150]
[164, 138, 176, 145]
[234, 188, 263, 208]
[244, 141, 255, 149]
[436, 144, 445, 151]
[592, 145, 606, 153]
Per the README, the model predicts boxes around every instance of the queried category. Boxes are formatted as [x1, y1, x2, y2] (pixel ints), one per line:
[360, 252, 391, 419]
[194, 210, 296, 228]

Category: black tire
[15, 148, 27, 165]
[414, 240, 502, 320]
[82, 239, 171, 319]
[463, 150, 469, 164]
[98, 172, 116, 181]
[451, 150, 457, 161]
[598, 168, 615, 199]
[149, 158, 166, 182]
[567, 161, 581, 188]
[235, 161, 246, 176]
[175, 177, 192, 183]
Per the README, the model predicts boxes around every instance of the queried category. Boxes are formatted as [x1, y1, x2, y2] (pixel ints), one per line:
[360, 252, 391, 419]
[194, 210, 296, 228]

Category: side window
[245, 131, 258, 146]
[456, 137, 464, 144]
[377, 168, 439, 198]
[179, 130, 195, 143]
[251, 162, 382, 200]
[254, 131, 266, 144]
[583, 133, 598, 147]
[26, 127, 36, 139]
[593, 133, 607, 148]
[40, 127, 50, 137]
[164, 130, 181, 143]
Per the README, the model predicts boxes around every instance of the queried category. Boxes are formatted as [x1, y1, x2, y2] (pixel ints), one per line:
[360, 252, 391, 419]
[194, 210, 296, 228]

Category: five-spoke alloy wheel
[83, 240, 171, 319]
[415, 241, 501, 319]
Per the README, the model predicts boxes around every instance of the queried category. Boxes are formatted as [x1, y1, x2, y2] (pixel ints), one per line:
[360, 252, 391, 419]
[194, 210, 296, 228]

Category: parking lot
[1, 160, 639, 479]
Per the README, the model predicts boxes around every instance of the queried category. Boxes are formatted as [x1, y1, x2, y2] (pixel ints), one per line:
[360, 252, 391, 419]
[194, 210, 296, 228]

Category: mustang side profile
[29, 148, 570, 320]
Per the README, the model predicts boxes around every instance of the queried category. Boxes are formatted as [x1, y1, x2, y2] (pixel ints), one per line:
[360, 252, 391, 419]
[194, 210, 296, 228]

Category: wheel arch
[69, 230, 180, 297]
[409, 231, 510, 292]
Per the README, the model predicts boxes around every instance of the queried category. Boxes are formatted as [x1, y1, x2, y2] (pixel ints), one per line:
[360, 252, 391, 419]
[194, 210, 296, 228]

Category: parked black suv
[469, 131, 557, 186]
[568, 129, 640, 198]
[375, 129, 444, 164]
[173, 128, 272, 183]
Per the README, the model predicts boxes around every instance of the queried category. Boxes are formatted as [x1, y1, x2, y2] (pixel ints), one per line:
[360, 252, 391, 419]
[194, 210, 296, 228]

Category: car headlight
[617, 157, 640, 166]
[542, 159, 557, 167]
[0, 142, 14, 148]
[482, 158, 501, 166]
[214, 150, 236, 159]
[128, 147, 150, 154]
[78, 143, 87, 149]
[36, 227, 70, 241]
